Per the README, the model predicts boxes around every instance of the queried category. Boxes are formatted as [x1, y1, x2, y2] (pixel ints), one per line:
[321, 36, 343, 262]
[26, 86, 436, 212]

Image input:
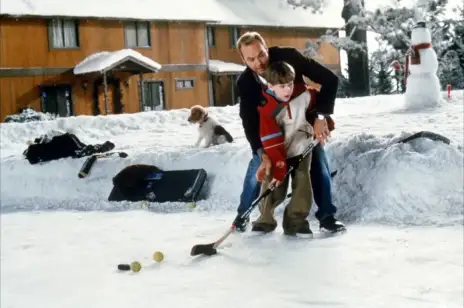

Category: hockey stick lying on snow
[190, 139, 320, 257]
[397, 131, 450, 145]
[78, 151, 128, 178]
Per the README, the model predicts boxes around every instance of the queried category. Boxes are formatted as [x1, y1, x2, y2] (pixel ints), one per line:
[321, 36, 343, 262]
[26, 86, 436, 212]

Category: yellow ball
[188, 203, 196, 209]
[131, 261, 142, 272]
[153, 251, 164, 262]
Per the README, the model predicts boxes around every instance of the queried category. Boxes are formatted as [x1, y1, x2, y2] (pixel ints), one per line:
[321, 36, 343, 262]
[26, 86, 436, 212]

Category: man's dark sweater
[237, 46, 339, 156]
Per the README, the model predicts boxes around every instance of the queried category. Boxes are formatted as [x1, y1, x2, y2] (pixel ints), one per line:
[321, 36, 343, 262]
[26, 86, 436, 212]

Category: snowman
[404, 21, 442, 109]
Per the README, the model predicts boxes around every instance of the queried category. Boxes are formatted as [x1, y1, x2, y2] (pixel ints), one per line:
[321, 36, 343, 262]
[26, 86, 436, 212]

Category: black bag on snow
[108, 164, 208, 203]
[23, 132, 115, 164]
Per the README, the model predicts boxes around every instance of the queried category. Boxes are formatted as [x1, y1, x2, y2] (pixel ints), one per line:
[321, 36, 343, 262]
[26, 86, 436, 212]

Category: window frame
[229, 27, 240, 48]
[47, 19, 80, 50]
[124, 21, 151, 48]
[207, 26, 216, 48]
[175, 78, 196, 90]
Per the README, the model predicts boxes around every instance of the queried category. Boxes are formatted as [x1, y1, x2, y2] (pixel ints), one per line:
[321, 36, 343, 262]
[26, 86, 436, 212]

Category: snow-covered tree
[288, 0, 464, 91]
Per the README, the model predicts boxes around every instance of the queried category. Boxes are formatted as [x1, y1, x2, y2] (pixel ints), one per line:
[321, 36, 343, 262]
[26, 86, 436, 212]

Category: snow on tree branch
[287, 0, 464, 89]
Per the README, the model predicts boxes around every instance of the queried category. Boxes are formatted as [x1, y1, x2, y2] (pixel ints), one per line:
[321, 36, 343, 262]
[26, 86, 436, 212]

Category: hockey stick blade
[190, 243, 217, 256]
[190, 226, 235, 257]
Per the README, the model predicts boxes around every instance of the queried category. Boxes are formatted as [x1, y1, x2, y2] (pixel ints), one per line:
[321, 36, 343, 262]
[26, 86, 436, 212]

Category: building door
[97, 84, 115, 115]
[40, 85, 73, 117]
[212, 75, 239, 106]
[142, 81, 165, 111]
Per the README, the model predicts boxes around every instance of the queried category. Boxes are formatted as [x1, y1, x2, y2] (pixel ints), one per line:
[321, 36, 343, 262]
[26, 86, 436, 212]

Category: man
[233, 31, 345, 233]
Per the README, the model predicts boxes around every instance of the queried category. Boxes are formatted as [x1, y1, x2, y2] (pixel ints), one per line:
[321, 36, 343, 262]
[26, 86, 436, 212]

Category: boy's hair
[236, 31, 267, 54]
[263, 61, 295, 85]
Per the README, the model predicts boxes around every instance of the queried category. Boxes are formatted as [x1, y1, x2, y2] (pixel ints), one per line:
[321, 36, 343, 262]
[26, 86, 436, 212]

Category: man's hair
[236, 31, 266, 53]
[263, 61, 295, 85]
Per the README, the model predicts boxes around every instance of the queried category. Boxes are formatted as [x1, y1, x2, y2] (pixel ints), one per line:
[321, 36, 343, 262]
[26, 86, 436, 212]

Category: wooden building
[0, 0, 344, 121]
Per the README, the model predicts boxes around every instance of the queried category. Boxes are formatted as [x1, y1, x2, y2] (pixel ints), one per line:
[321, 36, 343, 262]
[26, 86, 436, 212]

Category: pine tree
[437, 5, 464, 89]
[369, 50, 394, 95]
[376, 62, 394, 94]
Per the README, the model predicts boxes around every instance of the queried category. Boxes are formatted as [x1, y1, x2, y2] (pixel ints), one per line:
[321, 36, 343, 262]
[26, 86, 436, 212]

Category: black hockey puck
[119, 152, 129, 158]
[117, 264, 131, 271]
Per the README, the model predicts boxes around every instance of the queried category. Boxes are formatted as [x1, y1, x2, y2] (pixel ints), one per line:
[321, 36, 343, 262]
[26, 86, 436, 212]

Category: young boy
[252, 61, 316, 236]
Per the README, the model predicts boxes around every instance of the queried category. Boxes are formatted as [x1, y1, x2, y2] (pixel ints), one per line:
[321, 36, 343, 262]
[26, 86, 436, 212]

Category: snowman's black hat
[414, 21, 427, 29]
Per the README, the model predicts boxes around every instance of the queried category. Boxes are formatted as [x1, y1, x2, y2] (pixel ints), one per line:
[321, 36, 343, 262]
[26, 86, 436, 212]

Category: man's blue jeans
[236, 144, 337, 221]
[237, 152, 261, 215]
[311, 144, 337, 221]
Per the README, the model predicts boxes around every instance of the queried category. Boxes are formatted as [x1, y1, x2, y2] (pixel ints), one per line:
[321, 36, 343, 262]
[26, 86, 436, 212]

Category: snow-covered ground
[1, 91, 463, 308]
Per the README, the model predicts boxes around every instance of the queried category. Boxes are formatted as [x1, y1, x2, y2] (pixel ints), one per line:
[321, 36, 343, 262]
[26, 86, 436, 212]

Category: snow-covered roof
[73, 49, 161, 75]
[0, 0, 221, 22]
[208, 60, 246, 75]
[0, 0, 344, 29]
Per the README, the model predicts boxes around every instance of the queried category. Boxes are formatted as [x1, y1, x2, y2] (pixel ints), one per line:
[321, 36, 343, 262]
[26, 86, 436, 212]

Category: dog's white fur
[187, 105, 231, 148]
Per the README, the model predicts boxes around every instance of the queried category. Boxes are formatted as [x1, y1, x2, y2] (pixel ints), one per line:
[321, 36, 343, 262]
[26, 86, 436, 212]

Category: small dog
[187, 105, 233, 148]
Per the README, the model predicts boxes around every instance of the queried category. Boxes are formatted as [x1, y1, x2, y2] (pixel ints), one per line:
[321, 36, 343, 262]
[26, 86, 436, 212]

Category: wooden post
[103, 71, 109, 115]
[230, 75, 235, 105]
[139, 73, 144, 111]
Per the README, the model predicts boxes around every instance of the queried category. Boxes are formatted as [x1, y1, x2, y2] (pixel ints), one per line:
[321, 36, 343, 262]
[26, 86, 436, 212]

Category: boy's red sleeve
[258, 108, 287, 182]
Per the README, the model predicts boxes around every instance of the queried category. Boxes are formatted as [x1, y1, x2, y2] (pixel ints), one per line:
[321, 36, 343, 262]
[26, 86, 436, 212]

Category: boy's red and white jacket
[258, 82, 316, 181]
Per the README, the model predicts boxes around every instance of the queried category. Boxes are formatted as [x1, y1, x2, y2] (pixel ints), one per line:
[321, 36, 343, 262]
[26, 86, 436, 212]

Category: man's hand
[269, 178, 282, 188]
[313, 118, 330, 145]
[256, 153, 272, 182]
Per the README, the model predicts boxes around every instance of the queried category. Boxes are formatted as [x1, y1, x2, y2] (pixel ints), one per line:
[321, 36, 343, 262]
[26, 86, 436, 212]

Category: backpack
[23, 132, 114, 164]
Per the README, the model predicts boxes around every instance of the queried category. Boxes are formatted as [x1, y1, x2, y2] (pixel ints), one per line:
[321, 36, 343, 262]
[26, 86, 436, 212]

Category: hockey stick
[190, 139, 320, 257]
[397, 131, 450, 145]
[78, 151, 128, 178]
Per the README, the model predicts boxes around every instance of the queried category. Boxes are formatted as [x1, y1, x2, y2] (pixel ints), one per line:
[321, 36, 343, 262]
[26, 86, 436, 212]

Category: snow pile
[327, 132, 463, 226]
[3, 108, 57, 123]
[73, 49, 161, 75]
[0, 91, 463, 227]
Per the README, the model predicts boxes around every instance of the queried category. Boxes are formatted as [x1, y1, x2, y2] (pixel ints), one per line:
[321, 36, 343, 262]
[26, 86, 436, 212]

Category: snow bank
[1, 91, 463, 227]
[3, 108, 57, 123]
[326, 132, 463, 226]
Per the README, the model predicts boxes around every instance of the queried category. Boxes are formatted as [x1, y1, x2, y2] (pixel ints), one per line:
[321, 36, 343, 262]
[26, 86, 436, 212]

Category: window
[207, 27, 216, 48]
[125, 21, 151, 48]
[175, 78, 195, 90]
[229, 27, 240, 48]
[48, 19, 79, 49]
[142, 81, 165, 111]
